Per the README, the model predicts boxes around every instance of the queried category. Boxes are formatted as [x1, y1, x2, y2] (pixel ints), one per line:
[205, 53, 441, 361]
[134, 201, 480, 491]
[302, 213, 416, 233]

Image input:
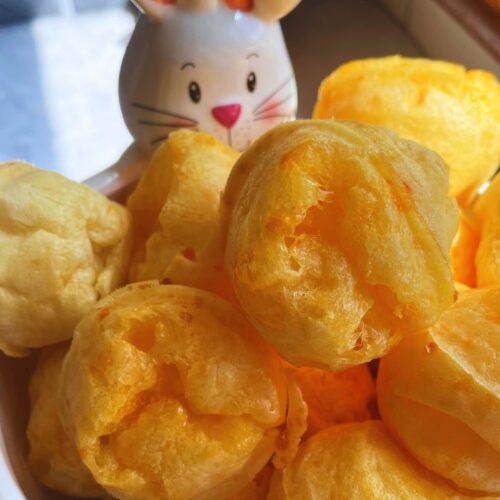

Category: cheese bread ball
[58, 282, 300, 500]
[452, 175, 500, 288]
[268, 421, 460, 500]
[127, 129, 239, 300]
[313, 56, 500, 205]
[27, 344, 103, 498]
[0, 162, 132, 357]
[223, 120, 458, 371]
[378, 287, 500, 494]
[289, 364, 376, 436]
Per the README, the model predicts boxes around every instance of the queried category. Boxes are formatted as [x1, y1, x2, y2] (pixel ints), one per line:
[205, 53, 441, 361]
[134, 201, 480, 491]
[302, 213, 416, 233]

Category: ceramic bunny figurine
[119, 0, 300, 152]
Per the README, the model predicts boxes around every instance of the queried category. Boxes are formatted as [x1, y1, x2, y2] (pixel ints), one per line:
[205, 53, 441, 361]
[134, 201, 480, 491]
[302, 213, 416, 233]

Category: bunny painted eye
[189, 81, 201, 103]
[247, 72, 257, 93]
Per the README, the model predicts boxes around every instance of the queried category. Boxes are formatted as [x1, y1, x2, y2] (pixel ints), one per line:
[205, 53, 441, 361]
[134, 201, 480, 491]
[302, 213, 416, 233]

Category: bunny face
[119, 5, 298, 152]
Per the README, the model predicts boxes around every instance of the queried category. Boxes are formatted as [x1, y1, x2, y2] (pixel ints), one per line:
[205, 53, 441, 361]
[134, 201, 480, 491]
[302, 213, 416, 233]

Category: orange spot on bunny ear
[224, 0, 254, 12]
[156, 0, 176, 3]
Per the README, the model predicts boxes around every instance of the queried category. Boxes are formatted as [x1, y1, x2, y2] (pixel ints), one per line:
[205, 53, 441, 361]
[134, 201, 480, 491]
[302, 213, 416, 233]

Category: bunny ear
[131, 0, 174, 21]
[177, 0, 218, 9]
[223, 0, 253, 12]
[252, 0, 301, 21]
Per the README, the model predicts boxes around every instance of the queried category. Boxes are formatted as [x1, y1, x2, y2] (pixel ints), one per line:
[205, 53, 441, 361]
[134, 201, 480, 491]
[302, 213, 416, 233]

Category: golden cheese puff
[452, 175, 500, 288]
[289, 364, 376, 436]
[313, 56, 500, 205]
[268, 421, 462, 500]
[58, 282, 305, 500]
[378, 287, 500, 495]
[223, 120, 458, 371]
[0, 162, 132, 357]
[27, 344, 103, 498]
[127, 129, 239, 300]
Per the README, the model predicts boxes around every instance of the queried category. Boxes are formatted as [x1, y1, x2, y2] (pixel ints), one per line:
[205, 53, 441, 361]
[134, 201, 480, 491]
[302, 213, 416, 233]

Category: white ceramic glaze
[119, 3, 298, 152]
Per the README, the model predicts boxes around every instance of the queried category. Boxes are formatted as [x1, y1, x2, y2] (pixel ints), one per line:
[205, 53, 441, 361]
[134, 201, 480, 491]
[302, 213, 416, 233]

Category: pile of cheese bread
[0, 56, 499, 499]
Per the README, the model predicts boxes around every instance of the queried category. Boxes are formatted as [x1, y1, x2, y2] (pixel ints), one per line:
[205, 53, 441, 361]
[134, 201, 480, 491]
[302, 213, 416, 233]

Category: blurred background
[0, 0, 498, 180]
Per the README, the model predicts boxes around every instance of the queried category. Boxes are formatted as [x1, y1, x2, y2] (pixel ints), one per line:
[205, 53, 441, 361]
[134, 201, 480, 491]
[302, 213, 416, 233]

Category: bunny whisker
[138, 120, 197, 128]
[253, 76, 293, 115]
[253, 114, 294, 122]
[133, 102, 198, 125]
[254, 94, 293, 117]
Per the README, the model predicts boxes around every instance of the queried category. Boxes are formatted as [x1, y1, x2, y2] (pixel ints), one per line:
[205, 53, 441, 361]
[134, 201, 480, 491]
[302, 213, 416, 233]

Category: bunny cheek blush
[222, 120, 458, 372]
[120, 1, 298, 153]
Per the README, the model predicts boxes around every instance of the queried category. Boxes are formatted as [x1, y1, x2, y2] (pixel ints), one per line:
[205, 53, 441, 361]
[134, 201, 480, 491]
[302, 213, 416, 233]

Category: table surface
[0, 0, 422, 182]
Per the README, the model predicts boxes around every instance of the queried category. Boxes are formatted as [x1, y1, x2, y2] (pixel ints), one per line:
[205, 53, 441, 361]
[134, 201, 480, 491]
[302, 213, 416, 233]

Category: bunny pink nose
[211, 104, 241, 129]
